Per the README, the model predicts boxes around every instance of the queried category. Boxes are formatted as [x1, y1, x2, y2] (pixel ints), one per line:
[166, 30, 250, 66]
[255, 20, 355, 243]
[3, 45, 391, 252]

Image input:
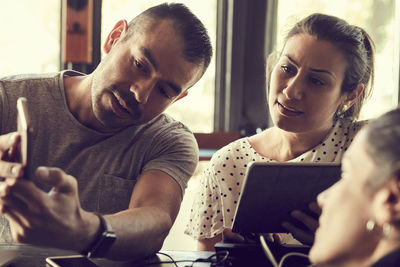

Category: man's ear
[103, 20, 128, 54]
[173, 91, 188, 103]
[341, 83, 365, 111]
[389, 163, 400, 222]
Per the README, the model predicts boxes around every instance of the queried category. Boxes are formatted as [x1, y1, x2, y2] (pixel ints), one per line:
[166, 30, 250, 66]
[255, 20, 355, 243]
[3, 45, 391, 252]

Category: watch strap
[80, 213, 116, 258]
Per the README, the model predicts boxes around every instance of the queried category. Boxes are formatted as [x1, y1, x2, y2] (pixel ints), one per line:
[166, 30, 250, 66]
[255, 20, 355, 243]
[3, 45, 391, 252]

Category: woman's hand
[223, 229, 284, 244]
[281, 202, 321, 245]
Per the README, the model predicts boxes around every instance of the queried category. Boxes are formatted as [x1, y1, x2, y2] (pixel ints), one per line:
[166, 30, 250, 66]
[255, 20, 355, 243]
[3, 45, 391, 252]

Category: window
[101, 0, 217, 133]
[276, 0, 399, 120]
[0, 0, 60, 77]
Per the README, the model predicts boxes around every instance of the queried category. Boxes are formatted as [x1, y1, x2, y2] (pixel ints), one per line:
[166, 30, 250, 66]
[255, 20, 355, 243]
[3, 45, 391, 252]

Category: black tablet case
[232, 162, 341, 234]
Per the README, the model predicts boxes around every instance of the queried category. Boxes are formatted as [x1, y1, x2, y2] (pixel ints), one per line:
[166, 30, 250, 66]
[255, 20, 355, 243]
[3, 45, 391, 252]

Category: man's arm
[104, 169, 182, 260]
[0, 139, 182, 262]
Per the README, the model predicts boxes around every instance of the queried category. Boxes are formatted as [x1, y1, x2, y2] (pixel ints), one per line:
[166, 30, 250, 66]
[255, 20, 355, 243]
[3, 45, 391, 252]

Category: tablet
[232, 162, 341, 234]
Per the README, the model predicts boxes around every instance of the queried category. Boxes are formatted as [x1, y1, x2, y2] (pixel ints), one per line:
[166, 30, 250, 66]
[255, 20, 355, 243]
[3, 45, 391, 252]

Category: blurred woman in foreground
[310, 107, 400, 266]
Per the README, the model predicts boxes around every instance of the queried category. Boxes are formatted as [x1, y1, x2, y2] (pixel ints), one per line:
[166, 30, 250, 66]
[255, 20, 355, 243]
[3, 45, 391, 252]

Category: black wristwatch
[80, 213, 116, 258]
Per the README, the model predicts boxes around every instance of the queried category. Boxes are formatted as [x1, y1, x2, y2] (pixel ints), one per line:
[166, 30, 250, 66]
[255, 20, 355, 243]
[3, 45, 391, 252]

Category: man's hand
[0, 133, 24, 176]
[0, 166, 98, 252]
[281, 202, 321, 245]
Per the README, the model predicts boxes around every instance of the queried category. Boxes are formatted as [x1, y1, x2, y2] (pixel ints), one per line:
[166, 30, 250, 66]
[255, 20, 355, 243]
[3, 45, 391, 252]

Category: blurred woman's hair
[364, 107, 400, 190]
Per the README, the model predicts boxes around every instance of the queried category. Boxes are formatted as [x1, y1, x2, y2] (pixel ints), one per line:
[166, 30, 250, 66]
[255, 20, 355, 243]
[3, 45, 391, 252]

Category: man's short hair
[126, 3, 213, 75]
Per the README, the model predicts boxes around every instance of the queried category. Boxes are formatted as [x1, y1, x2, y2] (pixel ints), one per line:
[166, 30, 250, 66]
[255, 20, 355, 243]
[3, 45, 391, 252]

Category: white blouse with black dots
[185, 119, 367, 239]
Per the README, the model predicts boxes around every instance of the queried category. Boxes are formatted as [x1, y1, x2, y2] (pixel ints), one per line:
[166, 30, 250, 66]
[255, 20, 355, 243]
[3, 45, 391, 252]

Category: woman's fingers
[223, 228, 245, 242]
[291, 210, 319, 232]
[281, 221, 314, 245]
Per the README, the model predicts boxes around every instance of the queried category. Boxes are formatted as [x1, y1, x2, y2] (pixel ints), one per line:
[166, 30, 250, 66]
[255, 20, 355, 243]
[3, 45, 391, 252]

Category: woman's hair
[267, 13, 375, 121]
[364, 108, 400, 190]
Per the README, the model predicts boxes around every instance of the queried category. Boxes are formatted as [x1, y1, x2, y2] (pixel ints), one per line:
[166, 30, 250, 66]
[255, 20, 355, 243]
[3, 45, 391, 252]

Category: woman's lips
[277, 102, 303, 116]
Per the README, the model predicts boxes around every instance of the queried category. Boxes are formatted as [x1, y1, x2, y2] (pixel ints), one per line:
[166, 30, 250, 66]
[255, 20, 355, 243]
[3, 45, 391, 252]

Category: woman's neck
[369, 238, 400, 266]
[249, 125, 333, 162]
[326, 236, 400, 267]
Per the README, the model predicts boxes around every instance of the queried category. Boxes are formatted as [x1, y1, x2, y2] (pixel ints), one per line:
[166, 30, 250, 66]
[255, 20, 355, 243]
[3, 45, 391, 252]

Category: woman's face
[268, 34, 348, 134]
[310, 129, 380, 265]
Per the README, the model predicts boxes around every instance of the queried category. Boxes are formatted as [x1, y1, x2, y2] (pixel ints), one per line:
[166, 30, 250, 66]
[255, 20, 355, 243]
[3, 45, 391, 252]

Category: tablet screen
[232, 162, 341, 234]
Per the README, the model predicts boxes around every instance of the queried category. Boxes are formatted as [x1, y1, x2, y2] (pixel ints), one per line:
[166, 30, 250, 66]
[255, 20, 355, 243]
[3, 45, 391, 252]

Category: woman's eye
[281, 65, 295, 74]
[309, 76, 324, 86]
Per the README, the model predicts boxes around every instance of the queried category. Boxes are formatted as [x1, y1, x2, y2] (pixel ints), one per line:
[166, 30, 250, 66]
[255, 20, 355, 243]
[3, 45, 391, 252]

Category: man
[0, 3, 212, 261]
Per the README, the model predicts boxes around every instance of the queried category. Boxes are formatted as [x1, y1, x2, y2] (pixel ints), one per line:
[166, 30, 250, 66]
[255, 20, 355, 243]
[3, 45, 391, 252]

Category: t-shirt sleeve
[142, 124, 199, 197]
[0, 80, 11, 134]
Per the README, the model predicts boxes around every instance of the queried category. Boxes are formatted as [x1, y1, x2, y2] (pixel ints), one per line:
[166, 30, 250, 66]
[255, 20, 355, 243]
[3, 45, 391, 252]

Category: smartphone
[16, 97, 32, 179]
[46, 255, 99, 267]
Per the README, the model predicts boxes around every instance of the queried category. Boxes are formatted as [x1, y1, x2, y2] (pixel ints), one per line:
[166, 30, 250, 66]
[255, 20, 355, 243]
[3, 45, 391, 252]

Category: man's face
[91, 19, 203, 131]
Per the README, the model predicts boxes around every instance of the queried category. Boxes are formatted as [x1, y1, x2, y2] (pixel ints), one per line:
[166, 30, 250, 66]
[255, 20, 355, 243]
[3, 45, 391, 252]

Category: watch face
[82, 214, 116, 258]
[104, 231, 117, 238]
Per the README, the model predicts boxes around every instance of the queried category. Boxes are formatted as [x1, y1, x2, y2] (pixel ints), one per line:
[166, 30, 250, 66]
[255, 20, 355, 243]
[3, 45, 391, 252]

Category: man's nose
[130, 79, 156, 104]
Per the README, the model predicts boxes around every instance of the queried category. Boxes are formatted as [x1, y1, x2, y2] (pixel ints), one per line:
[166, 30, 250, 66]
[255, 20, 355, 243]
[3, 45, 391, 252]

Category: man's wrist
[80, 213, 116, 258]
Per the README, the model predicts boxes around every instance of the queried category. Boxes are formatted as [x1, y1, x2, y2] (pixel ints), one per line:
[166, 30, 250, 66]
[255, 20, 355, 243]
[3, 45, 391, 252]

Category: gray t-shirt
[0, 71, 198, 242]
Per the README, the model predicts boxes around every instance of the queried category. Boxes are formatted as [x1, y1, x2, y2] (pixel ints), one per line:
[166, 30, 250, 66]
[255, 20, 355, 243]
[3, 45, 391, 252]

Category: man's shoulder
[132, 114, 198, 154]
[147, 113, 194, 136]
[0, 72, 63, 103]
[1, 72, 60, 83]
[0, 72, 61, 92]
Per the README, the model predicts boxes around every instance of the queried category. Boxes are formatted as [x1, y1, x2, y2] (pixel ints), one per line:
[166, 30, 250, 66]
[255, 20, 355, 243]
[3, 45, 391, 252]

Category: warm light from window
[0, 1, 60, 77]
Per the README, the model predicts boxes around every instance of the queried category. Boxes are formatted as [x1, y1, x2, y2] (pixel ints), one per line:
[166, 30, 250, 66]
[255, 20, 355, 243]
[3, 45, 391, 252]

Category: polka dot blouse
[185, 119, 367, 239]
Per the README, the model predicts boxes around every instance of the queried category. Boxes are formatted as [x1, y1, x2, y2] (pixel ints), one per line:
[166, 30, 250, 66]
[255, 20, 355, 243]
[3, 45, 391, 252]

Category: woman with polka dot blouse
[186, 13, 376, 251]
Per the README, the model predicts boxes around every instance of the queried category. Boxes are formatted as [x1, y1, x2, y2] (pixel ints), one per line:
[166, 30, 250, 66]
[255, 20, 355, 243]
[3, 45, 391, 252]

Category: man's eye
[134, 60, 148, 74]
[158, 86, 171, 99]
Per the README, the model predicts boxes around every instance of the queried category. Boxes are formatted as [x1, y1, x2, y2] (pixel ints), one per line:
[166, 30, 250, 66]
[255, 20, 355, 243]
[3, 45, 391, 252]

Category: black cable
[156, 252, 179, 267]
[135, 258, 192, 267]
[188, 250, 230, 266]
[133, 250, 230, 267]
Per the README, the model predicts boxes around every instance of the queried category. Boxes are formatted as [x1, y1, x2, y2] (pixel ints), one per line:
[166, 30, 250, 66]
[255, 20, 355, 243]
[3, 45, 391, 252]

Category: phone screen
[46, 256, 98, 267]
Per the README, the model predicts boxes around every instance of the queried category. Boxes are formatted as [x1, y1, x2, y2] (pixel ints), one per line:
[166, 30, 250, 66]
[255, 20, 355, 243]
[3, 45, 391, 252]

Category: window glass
[276, 0, 398, 120]
[101, 0, 217, 132]
[0, 0, 60, 76]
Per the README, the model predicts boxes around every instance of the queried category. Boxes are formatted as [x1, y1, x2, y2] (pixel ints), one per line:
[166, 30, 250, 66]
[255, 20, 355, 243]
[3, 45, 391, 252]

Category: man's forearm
[103, 207, 173, 261]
